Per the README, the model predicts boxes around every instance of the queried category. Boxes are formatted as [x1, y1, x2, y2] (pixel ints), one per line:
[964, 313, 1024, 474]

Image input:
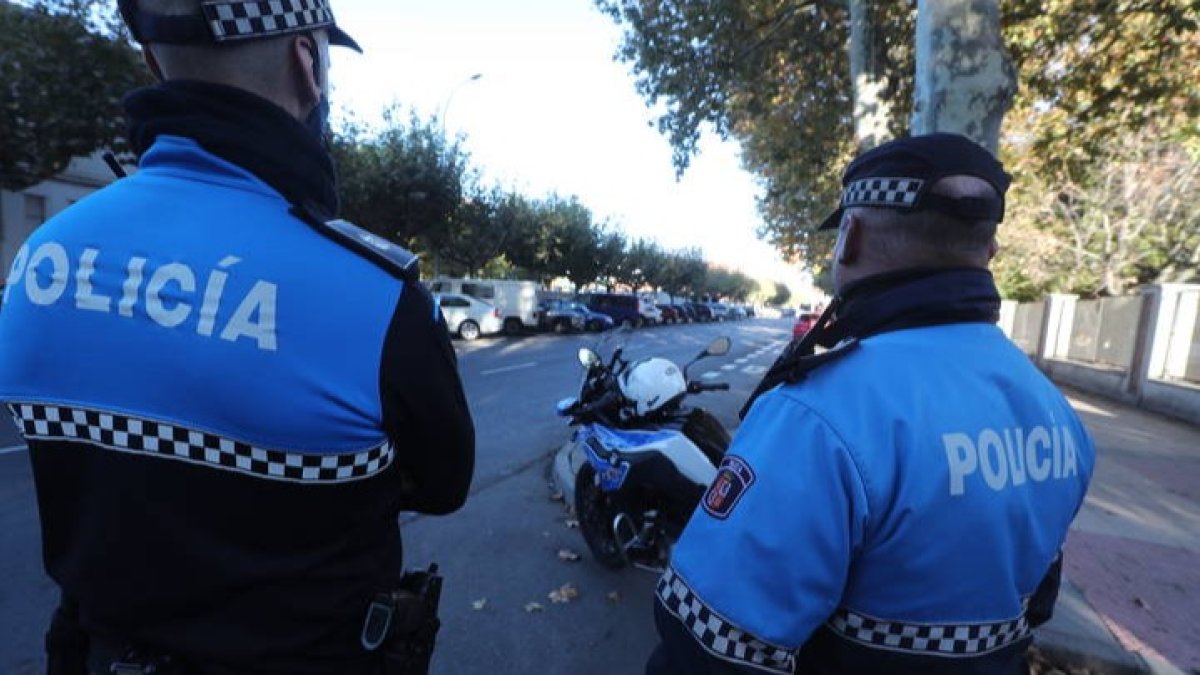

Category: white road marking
[0, 444, 27, 456]
[721, 364, 737, 371]
[743, 365, 768, 376]
[735, 358, 749, 364]
[481, 362, 538, 376]
[701, 371, 720, 380]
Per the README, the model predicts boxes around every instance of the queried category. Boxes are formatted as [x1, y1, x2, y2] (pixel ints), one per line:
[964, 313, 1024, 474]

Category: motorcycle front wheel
[574, 464, 628, 570]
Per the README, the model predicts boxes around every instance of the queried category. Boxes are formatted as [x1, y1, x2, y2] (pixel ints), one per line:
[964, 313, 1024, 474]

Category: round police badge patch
[701, 455, 756, 520]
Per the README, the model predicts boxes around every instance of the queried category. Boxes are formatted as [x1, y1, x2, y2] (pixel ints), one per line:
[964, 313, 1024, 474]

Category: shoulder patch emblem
[702, 455, 756, 520]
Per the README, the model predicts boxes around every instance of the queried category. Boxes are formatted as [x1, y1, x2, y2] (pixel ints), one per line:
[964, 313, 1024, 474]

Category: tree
[331, 109, 470, 249]
[995, 133, 1200, 298]
[910, 0, 1015, 152]
[596, 0, 1200, 294]
[594, 229, 628, 291]
[769, 281, 792, 307]
[1, 1, 147, 189]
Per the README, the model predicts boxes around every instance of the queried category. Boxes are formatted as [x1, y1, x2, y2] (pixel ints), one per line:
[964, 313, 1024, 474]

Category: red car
[792, 312, 819, 339]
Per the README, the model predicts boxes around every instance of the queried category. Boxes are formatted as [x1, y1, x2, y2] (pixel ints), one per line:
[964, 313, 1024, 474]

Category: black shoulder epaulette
[292, 206, 420, 283]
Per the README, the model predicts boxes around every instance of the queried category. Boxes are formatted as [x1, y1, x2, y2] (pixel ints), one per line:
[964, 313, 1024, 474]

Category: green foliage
[331, 109, 470, 250]
[769, 281, 792, 306]
[596, 0, 1200, 297]
[0, 0, 148, 190]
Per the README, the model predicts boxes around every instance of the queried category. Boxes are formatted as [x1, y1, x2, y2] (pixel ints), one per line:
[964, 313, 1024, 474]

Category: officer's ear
[836, 212, 863, 266]
[292, 34, 322, 110]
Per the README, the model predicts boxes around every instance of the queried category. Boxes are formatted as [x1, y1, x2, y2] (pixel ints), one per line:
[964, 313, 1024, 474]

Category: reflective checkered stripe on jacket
[656, 566, 796, 674]
[8, 402, 392, 484]
[826, 606, 1031, 657]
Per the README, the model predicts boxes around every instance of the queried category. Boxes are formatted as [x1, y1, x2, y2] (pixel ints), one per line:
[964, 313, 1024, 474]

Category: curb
[1035, 627, 1148, 675]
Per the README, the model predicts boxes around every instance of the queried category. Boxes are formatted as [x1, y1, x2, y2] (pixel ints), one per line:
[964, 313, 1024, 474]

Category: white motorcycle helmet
[619, 357, 687, 418]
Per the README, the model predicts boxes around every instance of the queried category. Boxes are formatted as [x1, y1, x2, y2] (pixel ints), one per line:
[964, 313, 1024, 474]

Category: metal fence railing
[1067, 296, 1143, 369]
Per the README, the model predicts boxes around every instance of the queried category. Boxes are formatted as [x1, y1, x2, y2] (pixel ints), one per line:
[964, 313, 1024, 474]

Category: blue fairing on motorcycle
[556, 397, 577, 416]
[587, 424, 678, 451]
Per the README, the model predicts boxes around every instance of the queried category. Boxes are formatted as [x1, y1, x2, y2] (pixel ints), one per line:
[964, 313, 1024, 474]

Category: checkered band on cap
[9, 403, 393, 484]
[202, 0, 334, 42]
[841, 177, 924, 209]
[656, 567, 795, 674]
[827, 606, 1031, 657]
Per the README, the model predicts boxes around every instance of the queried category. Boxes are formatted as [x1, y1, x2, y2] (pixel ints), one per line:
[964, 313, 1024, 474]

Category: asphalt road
[0, 318, 793, 675]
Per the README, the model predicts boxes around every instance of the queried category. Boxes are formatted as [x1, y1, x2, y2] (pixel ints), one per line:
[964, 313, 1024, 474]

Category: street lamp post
[439, 72, 483, 137]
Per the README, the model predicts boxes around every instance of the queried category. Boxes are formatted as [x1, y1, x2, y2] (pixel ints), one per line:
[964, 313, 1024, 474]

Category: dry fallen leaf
[606, 591, 622, 604]
[557, 549, 582, 562]
[564, 519, 580, 529]
[549, 583, 579, 604]
[549, 491, 565, 503]
[472, 598, 487, 611]
[524, 602, 544, 613]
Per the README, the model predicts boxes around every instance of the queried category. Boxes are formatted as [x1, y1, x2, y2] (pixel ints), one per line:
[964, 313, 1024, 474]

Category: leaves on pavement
[524, 602, 544, 613]
[607, 590, 622, 604]
[557, 548, 582, 562]
[549, 583, 579, 604]
[472, 598, 488, 611]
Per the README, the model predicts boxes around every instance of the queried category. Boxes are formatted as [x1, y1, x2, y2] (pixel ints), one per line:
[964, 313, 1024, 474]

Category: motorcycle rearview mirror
[683, 336, 732, 379]
[578, 348, 601, 370]
[705, 336, 732, 357]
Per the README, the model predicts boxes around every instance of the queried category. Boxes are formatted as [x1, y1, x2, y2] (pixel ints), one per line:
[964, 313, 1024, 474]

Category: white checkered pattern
[656, 567, 795, 674]
[9, 403, 393, 484]
[202, 0, 334, 42]
[827, 606, 1031, 656]
[841, 177, 924, 209]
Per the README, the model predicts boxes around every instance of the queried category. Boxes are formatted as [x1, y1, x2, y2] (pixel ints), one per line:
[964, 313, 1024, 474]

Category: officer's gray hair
[847, 175, 999, 267]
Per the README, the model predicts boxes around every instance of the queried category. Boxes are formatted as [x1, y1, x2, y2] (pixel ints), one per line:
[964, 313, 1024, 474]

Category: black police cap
[817, 133, 1012, 231]
[118, 0, 362, 53]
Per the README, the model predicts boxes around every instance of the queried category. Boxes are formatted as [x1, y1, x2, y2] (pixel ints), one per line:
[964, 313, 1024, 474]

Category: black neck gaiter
[124, 80, 339, 219]
[740, 267, 1002, 418]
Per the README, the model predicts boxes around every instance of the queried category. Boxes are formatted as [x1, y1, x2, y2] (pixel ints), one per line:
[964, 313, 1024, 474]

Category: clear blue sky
[328, 0, 812, 290]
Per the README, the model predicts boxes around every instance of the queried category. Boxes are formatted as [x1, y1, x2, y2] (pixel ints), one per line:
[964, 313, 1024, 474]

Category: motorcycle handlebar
[577, 390, 620, 416]
[688, 381, 731, 393]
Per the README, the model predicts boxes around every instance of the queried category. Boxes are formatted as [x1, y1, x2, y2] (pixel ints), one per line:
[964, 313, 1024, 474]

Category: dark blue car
[568, 302, 614, 332]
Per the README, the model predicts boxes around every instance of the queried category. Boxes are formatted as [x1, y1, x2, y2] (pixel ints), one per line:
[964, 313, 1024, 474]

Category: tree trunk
[849, 0, 895, 152]
[910, 0, 1016, 154]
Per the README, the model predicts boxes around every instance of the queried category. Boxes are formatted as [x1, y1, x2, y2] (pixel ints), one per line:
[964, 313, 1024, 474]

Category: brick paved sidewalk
[1061, 388, 1200, 673]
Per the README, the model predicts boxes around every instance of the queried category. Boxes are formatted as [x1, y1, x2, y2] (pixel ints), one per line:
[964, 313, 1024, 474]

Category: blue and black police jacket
[649, 322, 1094, 675]
[0, 135, 475, 672]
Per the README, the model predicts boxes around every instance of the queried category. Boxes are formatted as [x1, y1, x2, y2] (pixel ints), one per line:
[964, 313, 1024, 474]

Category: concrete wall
[1004, 285, 1200, 427]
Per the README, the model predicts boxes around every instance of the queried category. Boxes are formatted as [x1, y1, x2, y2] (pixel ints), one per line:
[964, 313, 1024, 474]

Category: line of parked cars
[428, 277, 757, 341]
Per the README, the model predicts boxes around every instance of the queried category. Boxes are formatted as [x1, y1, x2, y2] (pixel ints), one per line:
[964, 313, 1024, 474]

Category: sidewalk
[1038, 387, 1200, 674]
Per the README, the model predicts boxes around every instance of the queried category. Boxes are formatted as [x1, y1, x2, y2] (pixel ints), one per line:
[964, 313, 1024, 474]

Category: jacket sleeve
[648, 390, 871, 674]
[647, 600, 771, 675]
[379, 281, 475, 515]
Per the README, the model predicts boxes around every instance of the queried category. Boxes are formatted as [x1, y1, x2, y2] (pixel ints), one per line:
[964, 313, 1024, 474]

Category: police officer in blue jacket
[647, 134, 1094, 675]
[0, 1, 474, 673]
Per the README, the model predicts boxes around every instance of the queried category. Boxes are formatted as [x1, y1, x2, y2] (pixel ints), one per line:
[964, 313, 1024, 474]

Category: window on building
[24, 194, 47, 228]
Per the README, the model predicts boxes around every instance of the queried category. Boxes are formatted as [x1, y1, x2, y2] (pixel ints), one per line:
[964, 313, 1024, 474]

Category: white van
[427, 278, 539, 335]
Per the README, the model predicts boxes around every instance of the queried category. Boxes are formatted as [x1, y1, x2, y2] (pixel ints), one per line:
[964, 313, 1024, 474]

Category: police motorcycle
[556, 330, 733, 571]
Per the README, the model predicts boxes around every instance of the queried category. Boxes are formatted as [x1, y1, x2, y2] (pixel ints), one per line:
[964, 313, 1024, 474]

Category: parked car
[638, 297, 662, 325]
[580, 293, 642, 328]
[673, 303, 697, 322]
[434, 292, 503, 341]
[707, 302, 731, 321]
[728, 305, 748, 320]
[535, 299, 586, 334]
[656, 304, 681, 324]
[429, 278, 539, 335]
[687, 302, 714, 322]
[780, 307, 797, 318]
[793, 312, 820, 339]
[567, 302, 614, 332]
